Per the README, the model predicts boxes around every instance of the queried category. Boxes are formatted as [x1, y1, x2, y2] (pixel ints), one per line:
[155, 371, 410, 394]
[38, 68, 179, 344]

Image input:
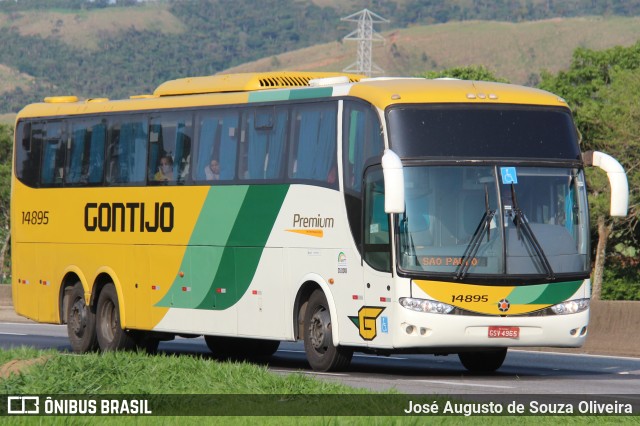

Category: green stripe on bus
[156, 185, 289, 310]
[195, 185, 289, 309]
[505, 283, 548, 304]
[289, 87, 333, 100]
[248, 90, 291, 103]
[529, 280, 583, 304]
[248, 87, 333, 103]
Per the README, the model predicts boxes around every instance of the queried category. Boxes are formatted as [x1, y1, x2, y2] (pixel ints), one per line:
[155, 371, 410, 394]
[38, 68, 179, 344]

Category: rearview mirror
[583, 150, 629, 217]
[382, 149, 405, 213]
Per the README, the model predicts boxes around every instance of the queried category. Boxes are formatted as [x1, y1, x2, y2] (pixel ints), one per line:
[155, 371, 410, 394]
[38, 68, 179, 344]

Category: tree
[539, 43, 640, 299]
[0, 124, 12, 282]
[421, 65, 509, 83]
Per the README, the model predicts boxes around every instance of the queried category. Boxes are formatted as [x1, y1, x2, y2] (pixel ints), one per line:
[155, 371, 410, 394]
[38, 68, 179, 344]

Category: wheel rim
[69, 297, 87, 337]
[308, 306, 331, 355]
[100, 299, 117, 342]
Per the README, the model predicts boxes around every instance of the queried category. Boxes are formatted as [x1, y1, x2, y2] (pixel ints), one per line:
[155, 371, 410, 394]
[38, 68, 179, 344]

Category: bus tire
[458, 348, 507, 372]
[96, 283, 136, 351]
[204, 336, 280, 361]
[67, 282, 98, 353]
[303, 289, 352, 372]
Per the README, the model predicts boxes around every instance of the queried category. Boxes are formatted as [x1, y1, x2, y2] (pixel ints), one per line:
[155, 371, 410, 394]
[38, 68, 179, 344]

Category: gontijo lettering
[84, 202, 174, 232]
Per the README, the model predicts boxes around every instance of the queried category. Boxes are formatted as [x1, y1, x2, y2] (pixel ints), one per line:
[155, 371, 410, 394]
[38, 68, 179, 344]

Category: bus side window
[240, 106, 287, 180]
[15, 121, 42, 187]
[106, 117, 148, 184]
[363, 166, 391, 272]
[148, 113, 191, 184]
[289, 103, 337, 186]
[342, 101, 384, 254]
[195, 110, 238, 182]
[174, 120, 192, 183]
[40, 121, 65, 186]
[343, 101, 384, 192]
[65, 119, 106, 186]
[88, 122, 106, 184]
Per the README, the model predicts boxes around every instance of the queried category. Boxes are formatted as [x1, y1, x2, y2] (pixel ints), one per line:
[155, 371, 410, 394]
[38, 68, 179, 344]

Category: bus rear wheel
[96, 283, 136, 351]
[204, 336, 280, 361]
[458, 348, 507, 372]
[303, 289, 352, 372]
[67, 282, 98, 353]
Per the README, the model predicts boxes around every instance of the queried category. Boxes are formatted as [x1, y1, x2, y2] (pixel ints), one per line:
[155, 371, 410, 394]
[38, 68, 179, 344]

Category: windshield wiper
[510, 184, 555, 280]
[455, 185, 495, 280]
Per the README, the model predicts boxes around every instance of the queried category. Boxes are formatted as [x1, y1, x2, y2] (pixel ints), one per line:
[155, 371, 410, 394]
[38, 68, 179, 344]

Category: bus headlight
[400, 297, 454, 314]
[550, 298, 590, 315]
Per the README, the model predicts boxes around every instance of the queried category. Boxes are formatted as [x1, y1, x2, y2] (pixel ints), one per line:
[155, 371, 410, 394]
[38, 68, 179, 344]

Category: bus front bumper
[391, 308, 589, 350]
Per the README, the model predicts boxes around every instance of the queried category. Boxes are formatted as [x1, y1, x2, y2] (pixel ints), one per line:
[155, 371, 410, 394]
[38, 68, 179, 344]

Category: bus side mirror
[382, 149, 405, 213]
[583, 150, 629, 217]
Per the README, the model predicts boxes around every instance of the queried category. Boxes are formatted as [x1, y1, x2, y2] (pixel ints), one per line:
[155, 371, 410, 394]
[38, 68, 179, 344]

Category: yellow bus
[11, 72, 628, 371]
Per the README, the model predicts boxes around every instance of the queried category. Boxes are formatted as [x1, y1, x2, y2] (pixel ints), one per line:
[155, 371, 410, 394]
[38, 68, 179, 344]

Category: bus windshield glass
[387, 105, 580, 160]
[397, 166, 590, 279]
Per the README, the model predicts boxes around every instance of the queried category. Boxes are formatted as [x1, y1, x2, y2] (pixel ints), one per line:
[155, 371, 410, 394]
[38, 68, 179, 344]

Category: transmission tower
[341, 9, 389, 77]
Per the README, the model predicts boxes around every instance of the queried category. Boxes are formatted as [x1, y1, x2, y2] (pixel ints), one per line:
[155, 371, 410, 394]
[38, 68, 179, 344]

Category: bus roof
[16, 72, 568, 120]
[351, 77, 568, 108]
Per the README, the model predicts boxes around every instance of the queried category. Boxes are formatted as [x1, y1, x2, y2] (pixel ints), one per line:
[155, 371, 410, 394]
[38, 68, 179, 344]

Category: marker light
[400, 297, 454, 314]
[550, 298, 590, 315]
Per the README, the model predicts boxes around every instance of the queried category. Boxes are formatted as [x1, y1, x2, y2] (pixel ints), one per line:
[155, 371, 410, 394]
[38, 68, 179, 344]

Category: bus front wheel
[458, 348, 507, 372]
[303, 289, 352, 372]
[96, 283, 136, 351]
[67, 282, 98, 353]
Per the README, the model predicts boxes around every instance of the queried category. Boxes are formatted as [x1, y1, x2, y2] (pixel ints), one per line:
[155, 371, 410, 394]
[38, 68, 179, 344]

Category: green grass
[0, 348, 637, 424]
[0, 348, 362, 395]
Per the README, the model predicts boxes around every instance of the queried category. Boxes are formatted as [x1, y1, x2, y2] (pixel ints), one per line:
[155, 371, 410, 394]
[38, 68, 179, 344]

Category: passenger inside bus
[204, 159, 220, 180]
[155, 155, 175, 181]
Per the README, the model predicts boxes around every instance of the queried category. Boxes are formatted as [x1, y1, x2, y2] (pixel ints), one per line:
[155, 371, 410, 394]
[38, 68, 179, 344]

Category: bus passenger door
[361, 166, 394, 348]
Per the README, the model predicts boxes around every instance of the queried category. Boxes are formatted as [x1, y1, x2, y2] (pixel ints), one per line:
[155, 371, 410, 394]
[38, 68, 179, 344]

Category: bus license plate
[488, 326, 519, 339]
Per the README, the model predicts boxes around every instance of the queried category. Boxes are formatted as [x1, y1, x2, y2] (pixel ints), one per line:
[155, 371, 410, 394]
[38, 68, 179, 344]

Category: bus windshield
[398, 166, 590, 279]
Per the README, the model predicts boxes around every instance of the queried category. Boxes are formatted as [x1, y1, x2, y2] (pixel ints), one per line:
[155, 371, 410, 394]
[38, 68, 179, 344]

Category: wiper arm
[455, 185, 495, 280]
[510, 184, 555, 280]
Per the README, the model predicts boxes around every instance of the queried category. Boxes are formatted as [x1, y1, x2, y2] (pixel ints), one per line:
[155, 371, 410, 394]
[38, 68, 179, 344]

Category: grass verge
[0, 348, 636, 424]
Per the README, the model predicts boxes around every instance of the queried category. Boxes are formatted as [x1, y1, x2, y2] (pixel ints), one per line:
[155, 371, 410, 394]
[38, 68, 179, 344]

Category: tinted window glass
[66, 118, 106, 185]
[363, 167, 391, 272]
[148, 113, 191, 185]
[387, 105, 580, 160]
[40, 121, 66, 186]
[15, 121, 42, 187]
[106, 116, 149, 185]
[343, 101, 384, 193]
[289, 103, 338, 186]
[239, 106, 288, 180]
[195, 110, 239, 182]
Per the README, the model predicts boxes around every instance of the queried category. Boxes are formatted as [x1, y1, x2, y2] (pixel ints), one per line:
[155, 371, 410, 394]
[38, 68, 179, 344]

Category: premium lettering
[293, 213, 334, 228]
[84, 202, 174, 233]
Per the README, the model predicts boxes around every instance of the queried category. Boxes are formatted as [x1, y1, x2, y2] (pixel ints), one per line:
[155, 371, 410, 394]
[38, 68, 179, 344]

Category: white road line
[512, 349, 640, 361]
[278, 349, 407, 361]
[270, 369, 347, 377]
[0, 332, 27, 336]
[414, 380, 515, 389]
[355, 354, 407, 360]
